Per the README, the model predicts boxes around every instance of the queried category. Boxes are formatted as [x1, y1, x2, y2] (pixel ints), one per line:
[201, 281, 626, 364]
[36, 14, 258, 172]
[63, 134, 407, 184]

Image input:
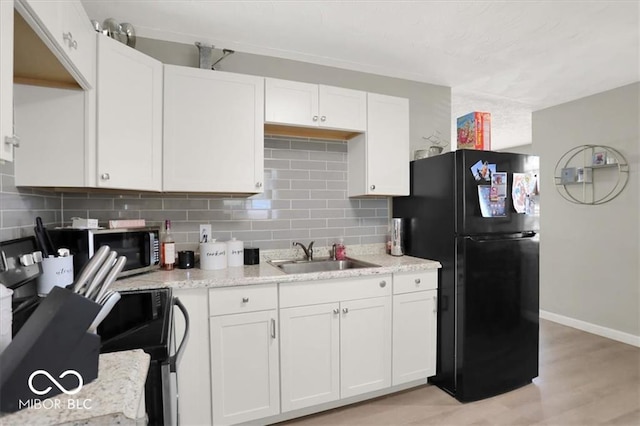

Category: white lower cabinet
[280, 303, 340, 411]
[185, 269, 438, 425]
[279, 276, 392, 413]
[340, 296, 392, 397]
[392, 271, 438, 385]
[209, 285, 280, 425]
[173, 288, 212, 426]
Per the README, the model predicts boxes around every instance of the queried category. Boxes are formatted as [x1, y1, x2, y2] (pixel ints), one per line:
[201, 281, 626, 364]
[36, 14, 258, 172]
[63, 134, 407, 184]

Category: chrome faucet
[293, 241, 315, 261]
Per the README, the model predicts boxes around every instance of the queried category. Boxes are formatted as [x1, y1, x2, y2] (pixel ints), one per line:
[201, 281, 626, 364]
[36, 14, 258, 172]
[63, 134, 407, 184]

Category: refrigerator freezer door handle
[467, 232, 537, 243]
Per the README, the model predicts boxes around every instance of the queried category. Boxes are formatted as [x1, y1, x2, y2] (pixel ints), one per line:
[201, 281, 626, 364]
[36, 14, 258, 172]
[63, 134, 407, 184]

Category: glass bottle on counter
[161, 220, 176, 270]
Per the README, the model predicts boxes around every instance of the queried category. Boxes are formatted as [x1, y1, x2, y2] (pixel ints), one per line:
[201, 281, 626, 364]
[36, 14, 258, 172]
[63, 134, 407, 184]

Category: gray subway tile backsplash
[0, 138, 390, 251]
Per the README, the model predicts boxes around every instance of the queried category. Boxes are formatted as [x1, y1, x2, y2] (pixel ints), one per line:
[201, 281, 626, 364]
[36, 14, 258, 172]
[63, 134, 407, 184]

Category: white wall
[534, 83, 639, 342]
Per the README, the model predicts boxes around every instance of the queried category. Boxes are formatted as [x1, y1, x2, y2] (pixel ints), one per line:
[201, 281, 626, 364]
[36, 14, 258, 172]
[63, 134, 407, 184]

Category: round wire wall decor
[553, 145, 629, 205]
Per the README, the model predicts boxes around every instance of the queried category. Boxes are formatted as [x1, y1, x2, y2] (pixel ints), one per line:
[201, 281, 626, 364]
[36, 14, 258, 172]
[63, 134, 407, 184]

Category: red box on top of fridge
[457, 112, 491, 150]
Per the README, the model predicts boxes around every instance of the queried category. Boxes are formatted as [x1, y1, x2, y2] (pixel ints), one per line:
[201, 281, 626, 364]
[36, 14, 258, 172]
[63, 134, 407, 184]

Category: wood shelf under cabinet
[13, 12, 81, 90]
[265, 123, 361, 141]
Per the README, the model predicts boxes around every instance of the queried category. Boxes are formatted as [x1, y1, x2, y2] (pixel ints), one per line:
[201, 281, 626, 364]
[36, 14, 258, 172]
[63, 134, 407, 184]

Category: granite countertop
[112, 250, 441, 292]
[1, 349, 149, 425]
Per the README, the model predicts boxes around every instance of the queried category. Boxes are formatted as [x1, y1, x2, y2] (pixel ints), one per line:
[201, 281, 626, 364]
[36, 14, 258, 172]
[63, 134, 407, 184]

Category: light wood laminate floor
[279, 320, 640, 425]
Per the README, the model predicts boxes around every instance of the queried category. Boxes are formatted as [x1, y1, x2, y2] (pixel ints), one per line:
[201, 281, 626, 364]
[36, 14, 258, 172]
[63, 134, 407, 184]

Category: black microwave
[48, 228, 160, 278]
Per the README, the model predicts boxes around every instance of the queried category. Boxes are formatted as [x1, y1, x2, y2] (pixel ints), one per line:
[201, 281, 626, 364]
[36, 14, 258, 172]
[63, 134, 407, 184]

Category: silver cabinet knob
[242, 297, 249, 303]
[333, 308, 339, 315]
[415, 278, 421, 284]
[379, 280, 386, 288]
[370, 184, 376, 190]
[256, 181, 263, 188]
[62, 32, 77, 49]
[342, 307, 349, 314]
[100, 173, 110, 180]
[320, 116, 326, 122]
[312, 115, 318, 122]
[4, 135, 20, 148]
[433, 295, 438, 313]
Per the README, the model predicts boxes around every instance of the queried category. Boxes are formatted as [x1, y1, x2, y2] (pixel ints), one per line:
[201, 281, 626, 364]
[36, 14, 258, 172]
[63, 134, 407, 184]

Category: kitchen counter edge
[112, 254, 441, 292]
[1, 349, 149, 425]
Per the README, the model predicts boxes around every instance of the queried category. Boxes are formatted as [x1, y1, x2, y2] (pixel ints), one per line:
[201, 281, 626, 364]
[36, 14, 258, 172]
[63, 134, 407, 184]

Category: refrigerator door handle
[467, 232, 537, 243]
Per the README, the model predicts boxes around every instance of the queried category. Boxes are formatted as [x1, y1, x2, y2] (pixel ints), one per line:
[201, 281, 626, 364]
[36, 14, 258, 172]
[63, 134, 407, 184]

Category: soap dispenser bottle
[335, 238, 346, 260]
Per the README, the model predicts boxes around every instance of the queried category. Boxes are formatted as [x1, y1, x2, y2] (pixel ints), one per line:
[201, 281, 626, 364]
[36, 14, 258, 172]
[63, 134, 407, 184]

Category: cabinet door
[280, 303, 340, 412]
[392, 290, 437, 385]
[17, 0, 95, 89]
[366, 93, 410, 195]
[349, 93, 409, 196]
[265, 78, 318, 127]
[58, 0, 95, 88]
[14, 85, 87, 187]
[96, 35, 162, 191]
[173, 289, 212, 426]
[164, 65, 264, 193]
[340, 296, 392, 398]
[0, 0, 15, 162]
[210, 310, 280, 425]
[318, 85, 366, 131]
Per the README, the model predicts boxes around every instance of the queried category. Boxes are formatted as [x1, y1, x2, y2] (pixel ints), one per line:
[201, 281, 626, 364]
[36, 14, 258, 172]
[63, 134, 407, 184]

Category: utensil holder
[0, 286, 101, 413]
[36, 255, 74, 295]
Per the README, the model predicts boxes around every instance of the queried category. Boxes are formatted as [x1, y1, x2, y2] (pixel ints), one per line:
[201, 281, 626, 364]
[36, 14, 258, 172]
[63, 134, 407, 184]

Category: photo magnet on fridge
[478, 185, 507, 217]
[490, 172, 507, 200]
[470, 160, 496, 182]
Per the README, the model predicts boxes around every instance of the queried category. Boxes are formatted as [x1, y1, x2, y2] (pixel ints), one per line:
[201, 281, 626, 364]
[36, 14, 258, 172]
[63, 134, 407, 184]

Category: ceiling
[81, 0, 640, 148]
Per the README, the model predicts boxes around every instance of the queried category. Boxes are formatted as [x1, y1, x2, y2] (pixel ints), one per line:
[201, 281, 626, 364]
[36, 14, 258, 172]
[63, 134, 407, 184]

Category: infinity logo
[28, 370, 84, 396]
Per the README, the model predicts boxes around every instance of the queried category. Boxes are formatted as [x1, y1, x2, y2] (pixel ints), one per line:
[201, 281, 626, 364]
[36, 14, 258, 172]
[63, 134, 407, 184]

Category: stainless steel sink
[268, 258, 380, 274]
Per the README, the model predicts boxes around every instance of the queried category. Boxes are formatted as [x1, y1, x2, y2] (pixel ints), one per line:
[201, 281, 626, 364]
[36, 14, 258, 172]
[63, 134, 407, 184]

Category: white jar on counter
[200, 240, 227, 270]
[227, 238, 244, 267]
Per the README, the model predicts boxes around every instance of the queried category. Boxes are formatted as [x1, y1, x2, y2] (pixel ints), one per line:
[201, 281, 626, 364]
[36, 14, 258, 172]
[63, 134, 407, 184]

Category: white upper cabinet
[14, 84, 89, 187]
[96, 35, 163, 191]
[265, 78, 366, 132]
[163, 65, 264, 193]
[0, 0, 16, 162]
[348, 93, 410, 196]
[16, 0, 96, 89]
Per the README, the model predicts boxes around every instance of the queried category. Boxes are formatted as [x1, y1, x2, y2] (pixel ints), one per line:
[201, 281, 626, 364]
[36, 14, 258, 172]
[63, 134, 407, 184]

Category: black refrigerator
[393, 150, 540, 402]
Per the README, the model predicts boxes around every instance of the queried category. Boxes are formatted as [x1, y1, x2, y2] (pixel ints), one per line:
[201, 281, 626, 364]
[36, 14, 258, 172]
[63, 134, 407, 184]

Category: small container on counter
[199, 240, 227, 270]
[244, 247, 260, 265]
[178, 250, 195, 269]
[227, 238, 244, 267]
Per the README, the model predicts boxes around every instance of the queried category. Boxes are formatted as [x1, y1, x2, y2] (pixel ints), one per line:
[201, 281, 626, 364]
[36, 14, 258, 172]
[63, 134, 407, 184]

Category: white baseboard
[540, 310, 640, 347]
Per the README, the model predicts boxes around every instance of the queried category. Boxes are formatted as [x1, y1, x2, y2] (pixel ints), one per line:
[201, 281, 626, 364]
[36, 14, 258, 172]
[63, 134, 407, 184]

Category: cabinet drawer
[209, 283, 277, 316]
[393, 270, 437, 294]
[280, 274, 391, 308]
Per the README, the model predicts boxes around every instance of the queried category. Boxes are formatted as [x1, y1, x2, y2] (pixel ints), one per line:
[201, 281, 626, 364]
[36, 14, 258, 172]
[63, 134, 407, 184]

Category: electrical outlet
[199, 224, 212, 243]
